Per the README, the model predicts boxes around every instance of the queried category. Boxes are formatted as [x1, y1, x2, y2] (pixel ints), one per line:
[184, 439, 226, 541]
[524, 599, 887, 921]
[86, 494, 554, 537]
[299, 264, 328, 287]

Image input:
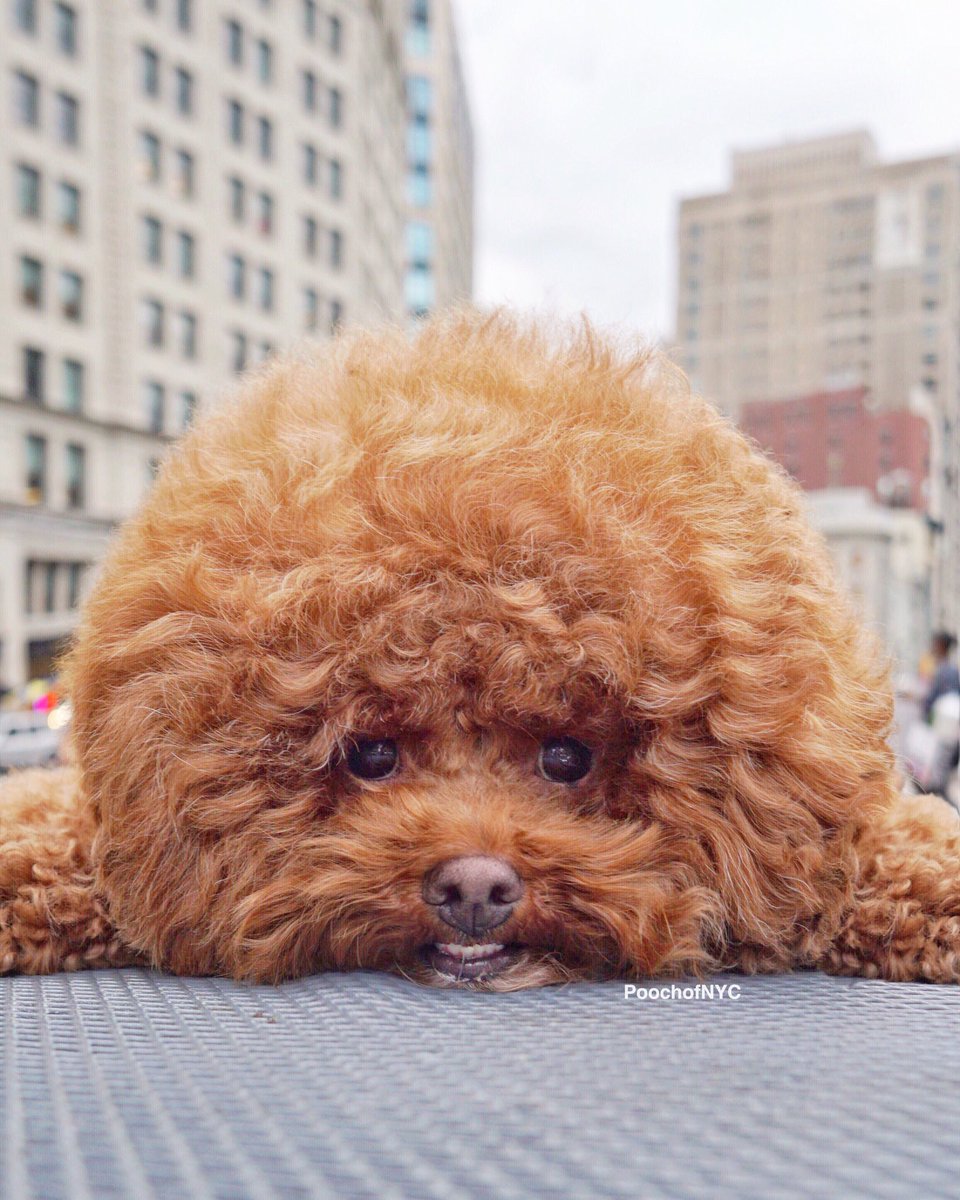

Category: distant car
[0, 710, 64, 772]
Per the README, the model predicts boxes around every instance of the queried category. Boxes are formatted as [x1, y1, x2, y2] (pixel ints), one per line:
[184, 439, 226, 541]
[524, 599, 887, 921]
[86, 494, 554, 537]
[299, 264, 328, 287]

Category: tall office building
[404, 0, 473, 320]
[0, 0, 473, 691]
[674, 131, 960, 632]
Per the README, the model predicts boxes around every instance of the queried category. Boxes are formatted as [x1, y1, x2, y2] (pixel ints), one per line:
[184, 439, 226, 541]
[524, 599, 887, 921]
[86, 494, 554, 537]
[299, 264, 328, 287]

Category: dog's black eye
[538, 737, 593, 784]
[346, 738, 399, 780]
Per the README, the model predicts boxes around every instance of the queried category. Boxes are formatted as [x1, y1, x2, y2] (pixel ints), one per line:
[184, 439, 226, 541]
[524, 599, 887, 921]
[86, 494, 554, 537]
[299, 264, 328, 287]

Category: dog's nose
[421, 855, 524, 936]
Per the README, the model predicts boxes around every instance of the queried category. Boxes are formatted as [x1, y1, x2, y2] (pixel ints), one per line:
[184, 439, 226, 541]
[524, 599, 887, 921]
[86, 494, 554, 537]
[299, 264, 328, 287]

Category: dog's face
[68, 315, 893, 987]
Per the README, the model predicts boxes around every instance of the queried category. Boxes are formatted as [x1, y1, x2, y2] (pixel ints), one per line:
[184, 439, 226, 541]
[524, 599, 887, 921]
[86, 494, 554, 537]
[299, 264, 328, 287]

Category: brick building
[741, 388, 930, 510]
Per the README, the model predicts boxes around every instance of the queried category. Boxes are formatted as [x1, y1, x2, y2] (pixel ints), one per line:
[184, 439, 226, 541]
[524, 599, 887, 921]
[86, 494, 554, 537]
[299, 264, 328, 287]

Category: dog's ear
[818, 794, 960, 983]
[0, 768, 139, 974]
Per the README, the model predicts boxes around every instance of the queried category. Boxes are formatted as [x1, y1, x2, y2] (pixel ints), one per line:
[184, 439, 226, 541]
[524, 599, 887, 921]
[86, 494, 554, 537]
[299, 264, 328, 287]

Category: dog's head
[67, 312, 895, 987]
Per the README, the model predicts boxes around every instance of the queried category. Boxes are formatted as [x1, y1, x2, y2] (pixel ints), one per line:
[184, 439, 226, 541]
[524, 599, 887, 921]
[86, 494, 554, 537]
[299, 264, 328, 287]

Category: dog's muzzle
[420, 855, 525, 980]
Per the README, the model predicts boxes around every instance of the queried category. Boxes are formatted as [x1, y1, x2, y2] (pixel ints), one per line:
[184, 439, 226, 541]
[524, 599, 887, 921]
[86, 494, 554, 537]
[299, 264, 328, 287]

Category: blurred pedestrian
[922, 631, 960, 721]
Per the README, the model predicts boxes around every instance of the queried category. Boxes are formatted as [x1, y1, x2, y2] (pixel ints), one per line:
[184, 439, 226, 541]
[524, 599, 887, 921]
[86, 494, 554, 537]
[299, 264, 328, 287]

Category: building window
[329, 228, 343, 270]
[407, 75, 431, 118]
[143, 380, 165, 432]
[176, 230, 195, 278]
[178, 310, 197, 359]
[328, 87, 342, 129]
[257, 267, 274, 312]
[13, 71, 40, 127]
[25, 434, 46, 504]
[328, 14, 343, 54]
[139, 130, 162, 181]
[16, 163, 41, 217]
[303, 215, 318, 257]
[174, 149, 195, 197]
[42, 562, 57, 612]
[225, 18, 244, 66]
[303, 143, 318, 184]
[408, 0, 430, 56]
[256, 39, 272, 84]
[57, 181, 80, 232]
[229, 175, 245, 221]
[303, 287, 319, 331]
[174, 66, 193, 115]
[329, 298, 343, 332]
[141, 46, 160, 96]
[142, 215, 163, 264]
[14, 0, 37, 33]
[329, 157, 343, 199]
[59, 270, 83, 321]
[175, 0, 192, 32]
[141, 298, 164, 347]
[227, 99, 244, 144]
[230, 330, 247, 373]
[180, 390, 197, 429]
[257, 190, 273, 235]
[405, 264, 434, 313]
[408, 121, 431, 164]
[20, 256, 43, 307]
[227, 254, 246, 300]
[63, 358, 84, 412]
[54, 4, 77, 55]
[65, 443, 85, 510]
[408, 164, 430, 207]
[407, 220, 433, 264]
[257, 115, 273, 160]
[67, 562, 83, 609]
[302, 69, 317, 112]
[23, 347, 44, 402]
[303, 0, 318, 37]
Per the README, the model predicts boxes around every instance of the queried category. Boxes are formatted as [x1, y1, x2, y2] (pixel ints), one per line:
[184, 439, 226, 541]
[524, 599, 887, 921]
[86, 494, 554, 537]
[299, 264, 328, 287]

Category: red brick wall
[740, 388, 930, 509]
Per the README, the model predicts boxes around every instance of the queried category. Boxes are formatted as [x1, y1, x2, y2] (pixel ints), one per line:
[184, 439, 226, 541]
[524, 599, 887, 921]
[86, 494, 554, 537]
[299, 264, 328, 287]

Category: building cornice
[0, 501, 118, 535]
[0, 394, 175, 444]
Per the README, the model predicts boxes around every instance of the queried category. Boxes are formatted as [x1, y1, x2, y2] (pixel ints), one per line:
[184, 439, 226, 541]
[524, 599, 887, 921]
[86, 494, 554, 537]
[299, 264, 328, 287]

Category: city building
[741, 387, 930, 510]
[674, 130, 960, 633]
[805, 488, 932, 674]
[404, 0, 473, 321]
[0, 0, 473, 691]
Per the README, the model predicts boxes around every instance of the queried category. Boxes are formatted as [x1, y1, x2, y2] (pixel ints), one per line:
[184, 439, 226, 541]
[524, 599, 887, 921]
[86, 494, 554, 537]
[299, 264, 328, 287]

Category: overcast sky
[452, 1, 960, 345]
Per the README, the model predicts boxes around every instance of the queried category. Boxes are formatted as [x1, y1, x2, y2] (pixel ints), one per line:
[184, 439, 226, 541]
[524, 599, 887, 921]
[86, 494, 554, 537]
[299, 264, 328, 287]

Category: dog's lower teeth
[435, 942, 504, 961]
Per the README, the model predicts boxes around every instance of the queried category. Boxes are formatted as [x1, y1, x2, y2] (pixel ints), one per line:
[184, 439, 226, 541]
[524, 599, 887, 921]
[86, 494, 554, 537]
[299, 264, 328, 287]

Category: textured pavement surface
[1, 968, 958, 1199]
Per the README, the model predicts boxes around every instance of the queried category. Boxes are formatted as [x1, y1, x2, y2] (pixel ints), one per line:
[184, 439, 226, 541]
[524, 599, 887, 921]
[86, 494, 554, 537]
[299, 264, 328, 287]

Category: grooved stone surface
[0, 969, 957, 1199]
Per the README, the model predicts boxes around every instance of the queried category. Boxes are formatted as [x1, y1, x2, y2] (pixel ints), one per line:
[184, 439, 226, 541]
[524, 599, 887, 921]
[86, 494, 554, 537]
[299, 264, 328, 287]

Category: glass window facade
[144, 380, 165, 432]
[63, 359, 84, 411]
[25, 434, 46, 503]
[57, 181, 80, 231]
[59, 270, 83, 321]
[54, 4, 78, 55]
[20, 256, 43, 307]
[23, 347, 44, 402]
[14, 72, 40, 126]
[177, 230, 195, 278]
[17, 163, 41, 217]
[142, 215, 163, 263]
[65, 443, 85, 509]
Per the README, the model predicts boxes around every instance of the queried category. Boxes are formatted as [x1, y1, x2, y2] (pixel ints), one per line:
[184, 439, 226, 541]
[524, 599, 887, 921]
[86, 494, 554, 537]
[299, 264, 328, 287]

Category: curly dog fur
[2, 310, 959, 987]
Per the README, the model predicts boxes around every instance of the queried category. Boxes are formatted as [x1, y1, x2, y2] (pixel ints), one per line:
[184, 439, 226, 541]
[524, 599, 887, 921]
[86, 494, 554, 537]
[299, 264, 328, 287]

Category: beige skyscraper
[0, 0, 473, 691]
[674, 130, 959, 632]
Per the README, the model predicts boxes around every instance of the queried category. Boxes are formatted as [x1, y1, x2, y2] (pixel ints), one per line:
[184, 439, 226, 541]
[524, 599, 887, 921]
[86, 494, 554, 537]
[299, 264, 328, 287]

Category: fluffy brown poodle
[2, 311, 959, 988]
